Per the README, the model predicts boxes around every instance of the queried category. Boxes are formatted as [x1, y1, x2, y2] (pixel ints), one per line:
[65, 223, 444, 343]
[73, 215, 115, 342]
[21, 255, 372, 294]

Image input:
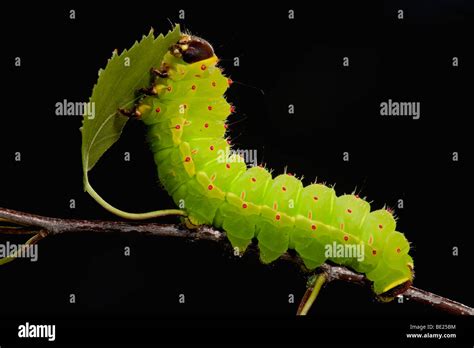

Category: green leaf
[81, 25, 181, 177]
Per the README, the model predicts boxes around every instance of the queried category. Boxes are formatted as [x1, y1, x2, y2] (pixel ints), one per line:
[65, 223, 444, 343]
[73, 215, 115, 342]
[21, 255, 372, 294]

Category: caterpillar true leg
[118, 107, 141, 118]
[151, 67, 168, 78]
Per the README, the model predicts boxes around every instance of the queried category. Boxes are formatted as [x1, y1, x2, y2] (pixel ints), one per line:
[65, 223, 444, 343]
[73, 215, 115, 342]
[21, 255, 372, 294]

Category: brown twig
[0, 207, 473, 316]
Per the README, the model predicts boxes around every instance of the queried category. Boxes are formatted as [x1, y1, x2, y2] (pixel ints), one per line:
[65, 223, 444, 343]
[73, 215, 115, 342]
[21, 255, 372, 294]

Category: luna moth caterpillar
[87, 32, 414, 300]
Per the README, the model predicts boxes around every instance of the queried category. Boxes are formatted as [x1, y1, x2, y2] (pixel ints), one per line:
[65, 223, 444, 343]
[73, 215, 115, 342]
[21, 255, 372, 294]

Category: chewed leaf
[81, 25, 181, 178]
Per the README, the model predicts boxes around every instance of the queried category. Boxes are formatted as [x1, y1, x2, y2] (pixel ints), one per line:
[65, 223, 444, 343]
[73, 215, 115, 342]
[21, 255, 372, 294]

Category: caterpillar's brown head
[171, 35, 215, 63]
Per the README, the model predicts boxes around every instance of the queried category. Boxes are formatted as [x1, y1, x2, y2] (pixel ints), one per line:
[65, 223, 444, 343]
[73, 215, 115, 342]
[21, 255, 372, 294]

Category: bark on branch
[0, 207, 472, 316]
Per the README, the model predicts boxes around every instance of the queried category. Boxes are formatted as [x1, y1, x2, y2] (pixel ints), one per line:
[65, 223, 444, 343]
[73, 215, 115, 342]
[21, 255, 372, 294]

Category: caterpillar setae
[99, 32, 414, 298]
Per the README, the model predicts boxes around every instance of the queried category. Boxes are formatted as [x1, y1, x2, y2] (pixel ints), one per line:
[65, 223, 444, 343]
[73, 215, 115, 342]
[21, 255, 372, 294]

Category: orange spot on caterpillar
[343, 235, 349, 241]
[240, 191, 246, 200]
[208, 184, 213, 190]
[204, 123, 209, 128]
[311, 224, 317, 230]
[201, 64, 207, 71]
[224, 124, 228, 129]
[242, 203, 248, 209]
[378, 224, 383, 230]
[308, 211, 312, 219]
[191, 149, 198, 155]
[226, 164, 231, 169]
[251, 177, 256, 182]
[273, 202, 278, 210]
[228, 78, 233, 85]
[347, 209, 352, 214]
[184, 156, 191, 162]
[396, 247, 401, 254]
[175, 125, 181, 130]
[209, 145, 214, 151]
[313, 196, 318, 201]
[212, 81, 216, 87]
[230, 105, 236, 113]
[282, 186, 287, 192]
[372, 249, 377, 256]
[155, 107, 161, 113]
[275, 214, 281, 221]
[191, 85, 196, 90]
[210, 174, 216, 181]
[208, 106, 213, 111]
[368, 235, 373, 245]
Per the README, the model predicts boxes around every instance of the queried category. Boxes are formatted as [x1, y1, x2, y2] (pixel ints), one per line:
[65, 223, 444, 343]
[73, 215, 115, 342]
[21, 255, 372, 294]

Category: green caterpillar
[103, 33, 414, 297]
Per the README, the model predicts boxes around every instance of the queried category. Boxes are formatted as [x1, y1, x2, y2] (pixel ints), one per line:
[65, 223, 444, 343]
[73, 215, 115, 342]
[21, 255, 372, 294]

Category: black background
[0, 0, 473, 346]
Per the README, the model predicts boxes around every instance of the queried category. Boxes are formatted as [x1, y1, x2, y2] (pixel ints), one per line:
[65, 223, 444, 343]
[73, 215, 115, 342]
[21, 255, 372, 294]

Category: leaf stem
[84, 176, 186, 220]
[297, 273, 327, 316]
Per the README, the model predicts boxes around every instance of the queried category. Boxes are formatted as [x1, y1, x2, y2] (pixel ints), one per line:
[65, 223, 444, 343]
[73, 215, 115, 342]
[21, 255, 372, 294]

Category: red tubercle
[347, 209, 352, 214]
[228, 78, 233, 86]
[242, 203, 248, 209]
[251, 177, 256, 182]
[166, 86, 172, 92]
[227, 139, 231, 145]
[208, 106, 213, 111]
[212, 81, 216, 87]
[372, 250, 377, 256]
[275, 214, 281, 221]
[201, 64, 207, 71]
[155, 107, 161, 113]
[191, 85, 197, 90]
[209, 145, 214, 151]
[208, 184, 214, 190]
[204, 123, 209, 128]
[225, 164, 231, 169]
[230, 105, 236, 113]
[175, 125, 181, 130]
[311, 224, 317, 230]
[396, 247, 401, 254]
[282, 186, 287, 192]
[224, 124, 228, 129]
[313, 196, 319, 201]
[343, 235, 349, 241]
[378, 224, 383, 230]
[184, 156, 191, 162]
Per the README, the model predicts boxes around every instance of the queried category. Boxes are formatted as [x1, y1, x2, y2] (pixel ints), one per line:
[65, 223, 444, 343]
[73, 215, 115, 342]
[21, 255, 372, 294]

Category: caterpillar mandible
[112, 32, 414, 298]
